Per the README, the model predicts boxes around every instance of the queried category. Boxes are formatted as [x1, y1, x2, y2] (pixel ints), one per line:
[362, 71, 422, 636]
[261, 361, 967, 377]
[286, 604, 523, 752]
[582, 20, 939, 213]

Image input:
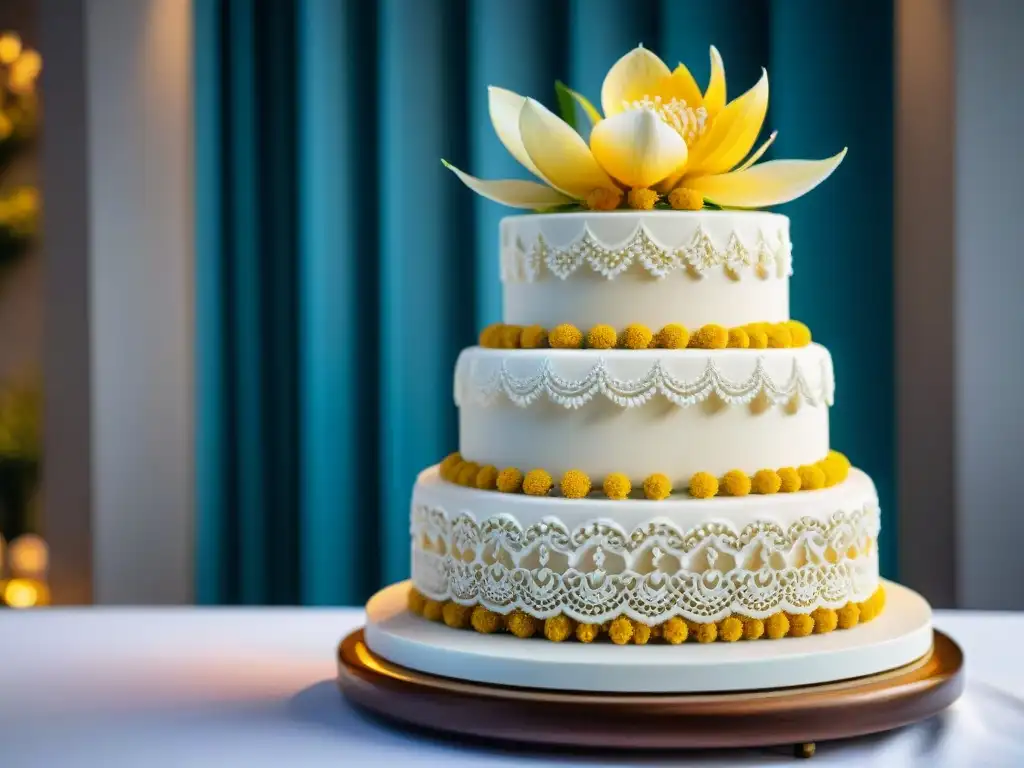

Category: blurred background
[0, 0, 1018, 611]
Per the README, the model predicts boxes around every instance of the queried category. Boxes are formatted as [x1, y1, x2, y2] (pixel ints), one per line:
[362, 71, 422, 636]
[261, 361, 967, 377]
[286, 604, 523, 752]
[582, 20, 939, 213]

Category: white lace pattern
[500, 224, 792, 283]
[455, 354, 835, 410]
[411, 503, 880, 624]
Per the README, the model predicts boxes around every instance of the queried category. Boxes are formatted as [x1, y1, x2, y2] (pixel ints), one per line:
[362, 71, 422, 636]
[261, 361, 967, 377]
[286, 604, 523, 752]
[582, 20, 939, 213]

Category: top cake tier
[501, 210, 790, 330]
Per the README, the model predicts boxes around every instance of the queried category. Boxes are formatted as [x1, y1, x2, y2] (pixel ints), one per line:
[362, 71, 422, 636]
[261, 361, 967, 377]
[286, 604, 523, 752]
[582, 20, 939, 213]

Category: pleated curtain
[195, 0, 895, 605]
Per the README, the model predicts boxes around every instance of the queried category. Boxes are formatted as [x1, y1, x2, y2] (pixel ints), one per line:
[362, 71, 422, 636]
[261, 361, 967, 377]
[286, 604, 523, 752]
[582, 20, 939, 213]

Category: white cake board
[364, 580, 933, 694]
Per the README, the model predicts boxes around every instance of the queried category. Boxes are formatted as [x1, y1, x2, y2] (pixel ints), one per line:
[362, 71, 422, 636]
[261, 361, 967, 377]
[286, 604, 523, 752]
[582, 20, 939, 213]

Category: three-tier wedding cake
[404, 44, 883, 647]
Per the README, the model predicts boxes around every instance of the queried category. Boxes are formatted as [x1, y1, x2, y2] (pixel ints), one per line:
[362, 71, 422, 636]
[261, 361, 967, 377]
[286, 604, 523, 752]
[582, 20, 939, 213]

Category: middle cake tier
[456, 344, 835, 487]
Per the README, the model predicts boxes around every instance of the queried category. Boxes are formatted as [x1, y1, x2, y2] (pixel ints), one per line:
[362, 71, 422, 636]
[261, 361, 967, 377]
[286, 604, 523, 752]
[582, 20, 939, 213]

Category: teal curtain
[196, 0, 895, 605]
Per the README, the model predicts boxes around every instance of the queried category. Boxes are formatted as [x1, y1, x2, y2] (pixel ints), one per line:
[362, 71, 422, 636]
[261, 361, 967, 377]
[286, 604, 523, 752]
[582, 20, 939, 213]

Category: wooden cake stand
[338, 627, 963, 758]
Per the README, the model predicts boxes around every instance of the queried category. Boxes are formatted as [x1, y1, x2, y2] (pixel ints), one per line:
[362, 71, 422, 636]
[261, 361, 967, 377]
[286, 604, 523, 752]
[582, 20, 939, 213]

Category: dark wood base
[337, 628, 963, 754]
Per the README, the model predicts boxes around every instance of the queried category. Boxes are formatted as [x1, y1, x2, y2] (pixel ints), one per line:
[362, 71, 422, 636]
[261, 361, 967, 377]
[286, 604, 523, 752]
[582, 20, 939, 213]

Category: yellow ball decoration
[523, 469, 553, 496]
[520, 325, 549, 349]
[475, 465, 499, 490]
[721, 469, 751, 497]
[689, 323, 728, 349]
[820, 450, 851, 487]
[442, 602, 472, 629]
[407, 588, 426, 615]
[859, 588, 886, 623]
[786, 320, 812, 347]
[668, 187, 704, 211]
[479, 323, 503, 348]
[585, 187, 623, 211]
[695, 622, 718, 643]
[662, 617, 689, 644]
[788, 613, 814, 637]
[608, 616, 635, 645]
[621, 323, 653, 350]
[643, 473, 672, 500]
[471, 606, 503, 634]
[496, 467, 524, 493]
[830, 450, 852, 471]
[689, 471, 719, 499]
[656, 323, 690, 349]
[633, 623, 652, 645]
[812, 607, 839, 634]
[819, 458, 844, 487]
[603, 472, 632, 500]
[560, 469, 591, 499]
[747, 330, 768, 349]
[422, 600, 444, 622]
[727, 327, 750, 349]
[544, 615, 575, 642]
[836, 603, 860, 630]
[766, 324, 792, 348]
[500, 325, 523, 349]
[586, 324, 618, 350]
[777, 467, 802, 493]
[439, 452, 462, 480]
[456, 462, 481, 486]
[743, 618, 765, 641]
[506, 610, 540, 638]
[719, 616, 744, 642]
[627, 187, 659, 210]
[859, 599, 877, 623]
[576, 623, 601, 643]
[765, 613, 790, 639]
[798, 464, 826, 491]
[752, 469, 782, 495]
[549, 323, 583, 349]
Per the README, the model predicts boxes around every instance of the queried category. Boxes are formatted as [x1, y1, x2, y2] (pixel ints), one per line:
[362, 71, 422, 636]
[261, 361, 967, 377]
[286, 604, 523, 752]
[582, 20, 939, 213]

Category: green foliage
[554, 81, 577, 132]
[0, 379, 40, 462]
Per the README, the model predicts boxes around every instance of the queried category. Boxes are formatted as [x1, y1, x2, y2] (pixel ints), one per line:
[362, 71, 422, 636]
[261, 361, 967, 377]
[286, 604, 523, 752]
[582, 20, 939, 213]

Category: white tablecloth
[0, 607, 1019, 767]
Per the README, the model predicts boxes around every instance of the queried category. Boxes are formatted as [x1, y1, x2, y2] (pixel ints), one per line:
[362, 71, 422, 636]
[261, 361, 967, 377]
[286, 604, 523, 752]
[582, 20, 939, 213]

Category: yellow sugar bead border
[689, 451, 851, 498]
[478, 321, 813, 351]
[408, 585, 886, 644]
[437, 450, 852, 500]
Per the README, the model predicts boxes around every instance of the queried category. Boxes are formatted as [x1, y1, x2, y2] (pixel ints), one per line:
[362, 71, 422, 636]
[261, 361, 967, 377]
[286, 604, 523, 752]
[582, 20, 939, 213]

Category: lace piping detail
[455, 354, 835, 409]
[410, 504, 880, 624]
[499, 224, 793, 283]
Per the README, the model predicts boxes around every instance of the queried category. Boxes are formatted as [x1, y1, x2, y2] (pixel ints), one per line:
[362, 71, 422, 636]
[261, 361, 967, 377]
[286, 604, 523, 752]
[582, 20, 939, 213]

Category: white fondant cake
[412, 467, 879, 624]
[456, 344, 832, 485]
[501, 211, 790, 330]
[408, 210, 884, 638]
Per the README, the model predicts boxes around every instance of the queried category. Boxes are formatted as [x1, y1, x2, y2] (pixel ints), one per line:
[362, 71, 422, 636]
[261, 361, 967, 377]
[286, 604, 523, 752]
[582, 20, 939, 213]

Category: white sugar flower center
[626, 96, 709, 146]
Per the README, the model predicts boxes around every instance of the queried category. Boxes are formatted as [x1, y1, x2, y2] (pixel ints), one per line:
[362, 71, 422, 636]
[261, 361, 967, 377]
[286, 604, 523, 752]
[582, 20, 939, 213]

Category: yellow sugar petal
[685, 149, 848, 208]
[519, 98, 617, 198]
[590, 108, 688, 189]
[688, 68, 768, 175]
[664, 63, 704, 110]
[703, 45, 726, 116]
[600, 45, 672, 118]
[487, 86, 546, 181]
[442, 161, 575, 209]
[736, 130, 777, 172]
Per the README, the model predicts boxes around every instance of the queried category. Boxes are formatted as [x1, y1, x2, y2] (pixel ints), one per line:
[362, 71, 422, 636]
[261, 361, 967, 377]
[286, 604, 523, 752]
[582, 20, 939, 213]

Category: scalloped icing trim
[455, 354, 835, 410]
[410, 503, 880, 625]
[499, 223, 793, 283]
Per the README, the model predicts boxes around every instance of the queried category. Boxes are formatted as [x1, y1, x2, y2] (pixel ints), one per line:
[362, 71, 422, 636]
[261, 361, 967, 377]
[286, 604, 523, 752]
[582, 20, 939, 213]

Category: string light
[4, 578, 40, 608]
[8, 533, 47, 578]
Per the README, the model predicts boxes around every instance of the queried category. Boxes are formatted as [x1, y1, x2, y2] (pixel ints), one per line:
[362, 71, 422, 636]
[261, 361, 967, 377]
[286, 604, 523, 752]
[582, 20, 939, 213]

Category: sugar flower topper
[443, 45, 846, 212]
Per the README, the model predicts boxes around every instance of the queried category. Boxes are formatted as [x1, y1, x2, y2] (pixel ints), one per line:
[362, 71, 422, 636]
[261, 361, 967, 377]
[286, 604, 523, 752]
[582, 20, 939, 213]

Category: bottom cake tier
[409, 466, 883, 643]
